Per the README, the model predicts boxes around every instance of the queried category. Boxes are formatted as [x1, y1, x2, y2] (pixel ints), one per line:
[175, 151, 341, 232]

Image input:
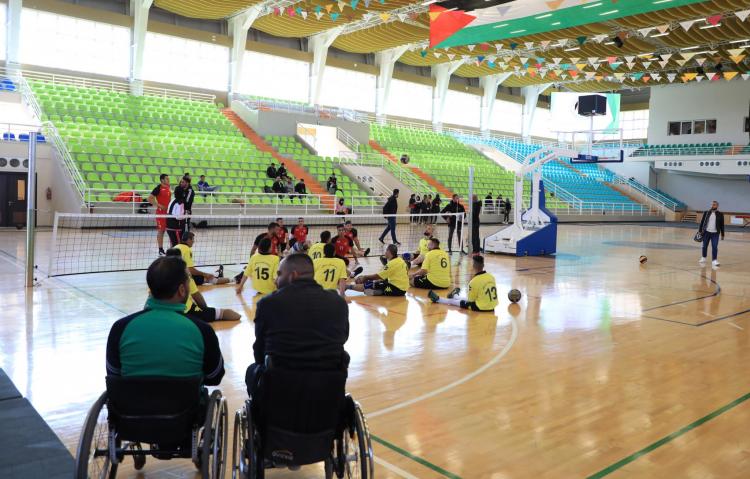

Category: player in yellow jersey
[163, 248, 241, 321]
[314, 243, 349, 293]
[410, 224, 434, 268]
[410, 238, 451, 289]
[175, 232, 231, 286]
[343, 244, 409, 297]
[236, 238, 280, 296]
[429, 255, 498, 312]
[308, 231, 331, 261]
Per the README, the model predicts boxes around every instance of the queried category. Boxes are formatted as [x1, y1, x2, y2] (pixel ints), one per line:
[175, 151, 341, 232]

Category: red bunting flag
[429, 4, 476, 48]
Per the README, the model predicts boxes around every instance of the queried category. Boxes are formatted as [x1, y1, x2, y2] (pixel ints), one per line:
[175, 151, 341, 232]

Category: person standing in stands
[496, 194, 503, 216]
[148, 174, 171, 256]
[431, 194, 441, 224]
[485, 193, 493, 212]
[266, 162, 277, 179]
[698, 200, 725, 267]
[471, 194, 482, 254]
[504, 197, 512, 224]
[408, 194, 416, 223]
[378, 189, 400, 245]
[441, 194, 465, 254]
[294, 178, 307, 200]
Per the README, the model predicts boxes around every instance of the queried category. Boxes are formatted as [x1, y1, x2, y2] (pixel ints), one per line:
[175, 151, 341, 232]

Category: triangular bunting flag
[364, 0, 371, 7]
[525, 42, 534, 50]
[301, 11, 308, 19]
[552, 58, 562, 65]
[659, 60, 669, 68]
[540, 40, 551, 49]
[656, 24, 670, 34]
[695, 57, 706, 66]
[711, 73, 721, 81]
[287, 7, 295, 16]
[519, 57, 528, 65]
[680, 19, 696, 31]
[488, 61, 496, 68]
[378, 12, 389, 21]
[510, 43, 518, 50]
[331, 12, 340, 20]
[546, 0, 564, 10]
[742, 74, 750, 80]
[730, 54, 746, 64]
[592, 63, 601, 70]
[594, 34, 608, 43]
[429, 5, 475, 47]
[695, 75, 705, 82]
[350, 0, 359, 9]
[683, 72, 697, 82]
[676, 59, 687, 67]
[651, 73, 661, 81]
[496, 5, 512, 16]
[680, 52, 696, 61]
[420, 50, 428, 58]
[706, 14, 722, 26]
[631, 72, 644, 81]
[495, 44, 503, 53]
[434, 52, 442, 58]
[480, 43, 490, 51]
[576, 36, 587, 46]
[610, 62, 621, 70]
[557, 39, 568, 48]
[585, 72, 596, 80]
[643, 76, 650, 83]
[325, 4, 334, 13]
[477, 55, 485, 62]
[667, 73, 677, 82]
[337, 1, 346, 12]
[736, 10, 750, 22]
[724, 71, 738, 81]
[624, 56, 635, 63]
[568, 57, 580, 64]
[642, 61, 652, 69]
[588, 57, 599, 65]
[576, 63, 587, 71]
[468, 44, 476, 51]
[606, 56, 617, 64]
[662, 54, 672, 61]
[315, 11, 324, 19]
[447, 53, 455, 60]
[627, 61, 635, 70]
[397, 13, 407, 22]
[638, 27, 654, 37]
[595, 74, 603, 82]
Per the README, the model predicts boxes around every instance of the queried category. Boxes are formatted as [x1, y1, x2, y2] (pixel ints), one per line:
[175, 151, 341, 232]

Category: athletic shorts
[459, 301, 482, 312]
[412, 275, 449, 290]
[187, 305, 219, 323]
[192, 274, 205, 286]
[370, 280, 406, 297]
[155, 210, 167, 231]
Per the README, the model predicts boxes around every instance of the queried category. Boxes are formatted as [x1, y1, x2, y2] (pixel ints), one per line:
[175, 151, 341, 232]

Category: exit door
[0, 173, 28, 227]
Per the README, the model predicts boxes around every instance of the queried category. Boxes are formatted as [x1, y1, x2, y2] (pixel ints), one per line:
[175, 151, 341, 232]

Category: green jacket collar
[145, 297, 187, 312]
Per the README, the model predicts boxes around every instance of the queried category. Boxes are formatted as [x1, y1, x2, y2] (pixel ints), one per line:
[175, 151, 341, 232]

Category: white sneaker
[699, 257, 706, 264]
[712, 260, 720, 267]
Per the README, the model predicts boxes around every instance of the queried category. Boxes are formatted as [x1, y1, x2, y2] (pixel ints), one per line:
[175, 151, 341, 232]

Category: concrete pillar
[374, 45, 408, 123]
[228, 8, 261, 100]
[521, 83, 550, 141]
[431, 61, 462, 132]
[307, 26, 343, 106]
[129, 0, 154, 96]
[479, 73, 511, 135]
[6, 0, 22, 72]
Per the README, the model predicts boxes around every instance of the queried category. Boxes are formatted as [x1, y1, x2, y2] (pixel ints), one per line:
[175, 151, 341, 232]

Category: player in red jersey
[333, 224, 363, 277]
[147, 174, 171, 256]
[343, 220, 370, 261]
[290, 217, 309, 244]
[275, 217, 289, 253]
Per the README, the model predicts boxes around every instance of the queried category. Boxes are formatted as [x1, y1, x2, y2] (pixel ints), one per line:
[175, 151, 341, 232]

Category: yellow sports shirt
[418, 237, 430, 255]
[175, 243, 194, 267]
[467, 272, 498, 311]
[424, 249, 451, 288]
[313, 257, 348, 290]
[244, 253, 280, 294]
[308, 242, 326, 260]
[184, 277, 199, 312]
[378, 257, 409, 292]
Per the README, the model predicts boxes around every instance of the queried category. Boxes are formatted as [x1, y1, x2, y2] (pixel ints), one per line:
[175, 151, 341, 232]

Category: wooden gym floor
[1, 223, 750, 478]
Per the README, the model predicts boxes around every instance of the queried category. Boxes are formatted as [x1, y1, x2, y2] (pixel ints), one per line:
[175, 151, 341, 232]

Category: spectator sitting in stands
[277, 162, 287, 179]
[326, 174, 339, 195]
[285, 176, 294, 193]
[197, 175, 219, 197]
[400, 154, 410, 165]
[266, 162, 277, 179]
[272, 177, 285, 197]
[335, 197, 350, 215]
[295, 178, 307, 200]
[496, 195, 503, 215]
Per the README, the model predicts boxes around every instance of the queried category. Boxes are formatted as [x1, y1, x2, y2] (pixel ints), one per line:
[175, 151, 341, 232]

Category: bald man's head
[276, 252, 314, 289]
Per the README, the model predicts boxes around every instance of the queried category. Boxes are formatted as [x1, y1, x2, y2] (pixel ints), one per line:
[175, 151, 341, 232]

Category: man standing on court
[245, 254, 349, 396]
[441, 194, 465, 254]
[471, 194, 482, 254]
[148, 174, 171, 256]
[379, 189, 400, 245]
[698, 200, 725, 267]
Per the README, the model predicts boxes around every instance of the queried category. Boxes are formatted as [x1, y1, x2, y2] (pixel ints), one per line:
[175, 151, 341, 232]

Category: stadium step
[221, 109, 334, 209]
[368, 140, 455, 199]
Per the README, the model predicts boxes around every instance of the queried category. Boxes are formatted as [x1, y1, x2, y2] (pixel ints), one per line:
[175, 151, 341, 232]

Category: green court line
[371, 434, 462, 479]
[587, 391, 750, 479]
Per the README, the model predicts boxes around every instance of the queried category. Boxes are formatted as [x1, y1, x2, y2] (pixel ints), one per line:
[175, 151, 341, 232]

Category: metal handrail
[632, 146, 747, 157]
[352, 151, 433, 196]
[336, 127, 360, 152]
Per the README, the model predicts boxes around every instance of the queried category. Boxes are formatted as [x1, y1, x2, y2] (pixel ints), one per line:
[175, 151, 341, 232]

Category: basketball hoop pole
[25, 131, 37, 288]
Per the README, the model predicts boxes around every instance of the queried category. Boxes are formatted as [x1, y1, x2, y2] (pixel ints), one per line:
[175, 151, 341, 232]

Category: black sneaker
[216, 265, 224, 278]
[364, 248, 371, 257]
[234, 272, 243, 284]
[428, 290, 440, 303]
[378, 238, 385, 244]
[158, 248, 166, 256]
[351, 266, 364, 278]
[394, 241, 401, 246]
[448, 287, 461, 299]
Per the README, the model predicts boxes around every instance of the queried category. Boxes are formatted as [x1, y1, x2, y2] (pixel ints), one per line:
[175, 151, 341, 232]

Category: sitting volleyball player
[409, 238, 451, 290]
[343, 244, 408, 297]
[429, 255, 498, 312]
[411, 224, 435, 268]
[164, 249, 241, 322]
[314, 243, 349, 294]
[308, 231, 331, 260]
[236, 238, 280, 296]
[174, 232, 230, 286]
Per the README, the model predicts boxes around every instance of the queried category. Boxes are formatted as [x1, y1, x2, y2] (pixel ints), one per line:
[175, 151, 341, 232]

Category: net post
[467, 166, 474, 255]
[25, 131, 38, 287]
[48, 212, 59, 277]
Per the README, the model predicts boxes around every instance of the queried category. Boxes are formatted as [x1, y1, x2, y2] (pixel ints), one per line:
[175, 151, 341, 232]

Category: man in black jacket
[378, 189, 400, 245]
[245, 254, 349, 396]
[471, 194, 482, 254]
[698, 200, 725, 267]
[266, 162, 277, 179]
[441, 194, 466, 253]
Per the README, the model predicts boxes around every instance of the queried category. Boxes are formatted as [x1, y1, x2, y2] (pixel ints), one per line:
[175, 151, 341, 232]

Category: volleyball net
[49, 212, 466, 276]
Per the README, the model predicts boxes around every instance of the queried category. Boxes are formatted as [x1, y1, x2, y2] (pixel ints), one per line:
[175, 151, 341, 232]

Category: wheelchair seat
[106, 375, 203, 445]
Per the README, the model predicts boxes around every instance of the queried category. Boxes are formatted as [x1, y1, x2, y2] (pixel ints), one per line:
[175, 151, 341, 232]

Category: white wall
[603, 161, 653, 186]
[648, 81, 750, 145]
[655, 170, 750, 212]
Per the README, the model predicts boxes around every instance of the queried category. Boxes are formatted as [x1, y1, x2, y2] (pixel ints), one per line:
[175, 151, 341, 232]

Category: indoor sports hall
[1, 0, 749, 478]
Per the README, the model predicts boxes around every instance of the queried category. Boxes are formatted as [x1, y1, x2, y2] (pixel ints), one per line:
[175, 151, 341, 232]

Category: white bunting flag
[315, 11, 324, 19]
[642, 61, 652, 69]
[627, 61, 636, 69]
[736, 9, 750, 22]
[695, 57, 706, 66]
[468, 45, 476, 52]
[557, 39, 568, 48]
[680, 19, 697, 31]
[447, 53, 455, 60]
[638, 27, 654, 37]
[659, 60, 669, 68]
[656, 24, 670, 34]
[593, 34, 608, 43]
[398, 13, 407, 22]
[588, 57, 599, 65]
[667, 73, 677, 82]
[525, 42, 534, 50]
[651, 73, 661, 81]
[301, 10, 308, 19]
[742, 73, 750, 80]
[624, 55, 635, 63]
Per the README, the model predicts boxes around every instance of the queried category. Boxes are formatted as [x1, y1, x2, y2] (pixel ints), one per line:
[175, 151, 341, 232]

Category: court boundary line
[586, 390, 750, 479]
[372, 435, 462, 479]
[373, 455, 420, 479]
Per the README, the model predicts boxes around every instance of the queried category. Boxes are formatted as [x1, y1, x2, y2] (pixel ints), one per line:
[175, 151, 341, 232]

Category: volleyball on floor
[508, 289, 522, 303]
[639, 255, 648, 264]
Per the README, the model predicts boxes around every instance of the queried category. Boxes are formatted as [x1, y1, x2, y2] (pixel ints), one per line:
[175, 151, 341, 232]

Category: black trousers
[447, 222, 462, 252]
[471, 223, 480, 253]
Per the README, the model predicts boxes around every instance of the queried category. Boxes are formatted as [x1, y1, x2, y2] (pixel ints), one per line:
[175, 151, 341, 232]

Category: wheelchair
[74, 376, 228, 478]
[232, 357, 374, 478]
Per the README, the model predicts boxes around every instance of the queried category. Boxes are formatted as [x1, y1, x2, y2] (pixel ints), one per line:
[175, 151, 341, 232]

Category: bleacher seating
[633, 142, 733, 156]
[371, 125, 567, 209]
[0, 77, 17, 92]
[357, 143, 432, 194]
[264, 136, 378, 208]
[29, 80, 312, 206]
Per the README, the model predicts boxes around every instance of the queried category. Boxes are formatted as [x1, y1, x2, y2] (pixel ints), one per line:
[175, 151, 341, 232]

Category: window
[143, 32, 228, 91]
[667, 119, 716, 136]
[443, 90, 480, 128]
[386, 79, 432, 122]
[491, 99, 522, 134]
[0, 4, 6, 62]
[239, 51, 309, 103]
[20, 9, 130, 77]
[531, 107, 554, 138]
[319, 67, 375, 113]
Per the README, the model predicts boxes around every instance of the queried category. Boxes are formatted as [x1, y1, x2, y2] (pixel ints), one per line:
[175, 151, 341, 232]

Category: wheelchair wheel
[75, 391, 118, 479]
[338, 401, 374, 479]
[232, 401, 263, 479]
[201, 390, 228, 479]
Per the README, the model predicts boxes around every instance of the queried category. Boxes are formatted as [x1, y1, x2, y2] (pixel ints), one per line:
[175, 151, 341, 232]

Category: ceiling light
[510, 29, 526, 34]
[604, 41, 615, 45]
[700, 24, 720, 29]
[564, 47, 581, 52]
[421, 0, 439, 5]
[653, 0, 672, 4]
[729, 39, 750, 44]
[583, 2, 602, 8]
[535, 13, 552, 19]
[651, 32, 669, 37]
[599, 9, 619, 16]
[493, 23, 509, 29]
[551, 21, 561, 26]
